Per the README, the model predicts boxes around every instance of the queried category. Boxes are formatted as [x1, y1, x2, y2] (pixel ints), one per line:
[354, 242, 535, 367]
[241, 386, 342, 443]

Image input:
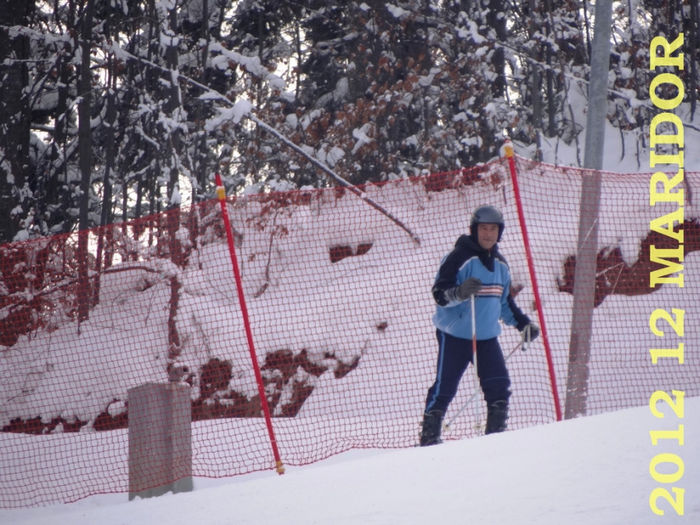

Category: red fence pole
[504, 143, 563, 422]
[215, 173, 285, 474]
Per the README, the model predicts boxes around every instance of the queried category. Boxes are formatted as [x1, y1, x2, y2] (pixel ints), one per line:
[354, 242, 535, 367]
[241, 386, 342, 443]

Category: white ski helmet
[470, 205, 505, 241]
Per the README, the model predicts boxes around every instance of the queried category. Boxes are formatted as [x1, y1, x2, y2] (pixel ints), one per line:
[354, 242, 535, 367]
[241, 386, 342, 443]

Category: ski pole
[522, 323, 533, 351]
[471, 294, 478, 379]
[443, 340, 524, 432]
[464, 293, 479, 430]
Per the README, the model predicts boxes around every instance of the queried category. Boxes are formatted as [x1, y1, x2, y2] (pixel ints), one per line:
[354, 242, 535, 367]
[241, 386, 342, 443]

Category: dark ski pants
[424, 329, 511, 414]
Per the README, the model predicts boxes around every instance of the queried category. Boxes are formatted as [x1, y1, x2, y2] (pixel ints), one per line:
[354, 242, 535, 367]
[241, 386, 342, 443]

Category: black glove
[455, 277, 482, 301]
[521, 323, 540, 344]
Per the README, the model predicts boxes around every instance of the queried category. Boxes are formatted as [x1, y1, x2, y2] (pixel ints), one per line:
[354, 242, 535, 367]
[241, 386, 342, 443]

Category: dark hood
[455, 234, 502, 272]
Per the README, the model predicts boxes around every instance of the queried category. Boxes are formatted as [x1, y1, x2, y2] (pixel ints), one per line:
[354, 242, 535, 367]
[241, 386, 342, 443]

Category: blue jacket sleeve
[432, 248, 468, 306]
[501, 289, 531, 330]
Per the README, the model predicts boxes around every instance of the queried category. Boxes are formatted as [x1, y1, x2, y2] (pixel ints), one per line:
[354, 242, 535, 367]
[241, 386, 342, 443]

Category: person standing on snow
[419, 205, 539, 446]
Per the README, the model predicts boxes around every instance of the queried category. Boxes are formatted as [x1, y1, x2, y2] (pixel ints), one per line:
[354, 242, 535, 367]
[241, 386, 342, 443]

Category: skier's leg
[421, 330, 471, 445]
[424, 330, 472, 414]
[475, 337, 511, 434]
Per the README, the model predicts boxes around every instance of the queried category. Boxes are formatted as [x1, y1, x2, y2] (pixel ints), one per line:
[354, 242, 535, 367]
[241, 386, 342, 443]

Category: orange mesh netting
[1, 156, 697, 507]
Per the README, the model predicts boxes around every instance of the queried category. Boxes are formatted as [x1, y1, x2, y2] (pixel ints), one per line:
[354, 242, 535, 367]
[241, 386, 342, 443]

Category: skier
[420, 205, 539, 446]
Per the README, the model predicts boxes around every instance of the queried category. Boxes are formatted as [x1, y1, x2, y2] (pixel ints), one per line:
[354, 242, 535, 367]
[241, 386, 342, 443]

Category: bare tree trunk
[162, 4, 185, 373]
[544, 0, 557, 137]
[163, 4, 184, 268]
[486, 0, 507, 98]
[48, 51, 71, 206]
[0, 0, 34, 243]
[93, 56, 117, 306]
[193, 0, 211, 203]
[77, 0, 95, 324]
[529, 0, 544, 132]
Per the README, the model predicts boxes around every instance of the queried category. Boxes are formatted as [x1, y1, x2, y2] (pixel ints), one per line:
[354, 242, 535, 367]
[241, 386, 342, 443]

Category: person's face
[477, 223, 499, 250]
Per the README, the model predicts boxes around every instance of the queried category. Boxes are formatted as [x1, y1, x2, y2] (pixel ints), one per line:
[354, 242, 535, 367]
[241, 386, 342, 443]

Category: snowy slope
[2, 397, 698, 524]
[1, 102, 699, 512]
[1, 155, 699, 509]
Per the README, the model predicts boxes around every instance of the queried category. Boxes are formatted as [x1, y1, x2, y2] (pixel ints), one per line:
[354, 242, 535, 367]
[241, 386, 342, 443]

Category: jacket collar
[456, 234, 499, 272]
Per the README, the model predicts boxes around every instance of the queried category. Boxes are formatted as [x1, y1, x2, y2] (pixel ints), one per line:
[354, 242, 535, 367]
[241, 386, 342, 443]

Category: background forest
[0, 0, 698, 245]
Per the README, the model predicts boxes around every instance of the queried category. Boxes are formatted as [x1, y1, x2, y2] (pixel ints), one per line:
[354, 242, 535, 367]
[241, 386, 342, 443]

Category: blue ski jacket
[432, 234, 530, 340]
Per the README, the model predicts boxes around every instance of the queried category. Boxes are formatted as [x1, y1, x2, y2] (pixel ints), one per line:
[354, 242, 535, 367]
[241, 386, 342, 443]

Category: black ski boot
[419, 409, 445, 446]
[485, 400, 508, 434]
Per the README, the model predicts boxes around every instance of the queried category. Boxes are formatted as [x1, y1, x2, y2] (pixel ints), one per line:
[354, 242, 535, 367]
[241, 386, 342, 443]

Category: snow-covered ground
[2, 397, 698, 524]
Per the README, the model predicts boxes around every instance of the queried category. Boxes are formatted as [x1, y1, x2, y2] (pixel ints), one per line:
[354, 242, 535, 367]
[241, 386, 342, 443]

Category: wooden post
[128, 383, 193, 500]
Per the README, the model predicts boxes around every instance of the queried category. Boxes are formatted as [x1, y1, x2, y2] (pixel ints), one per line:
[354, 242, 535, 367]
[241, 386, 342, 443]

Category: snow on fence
[1, 156, 698, 507]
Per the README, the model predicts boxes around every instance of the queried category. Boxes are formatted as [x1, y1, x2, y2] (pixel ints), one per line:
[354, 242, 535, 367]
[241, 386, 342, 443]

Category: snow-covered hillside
[2, 148, 699, 509]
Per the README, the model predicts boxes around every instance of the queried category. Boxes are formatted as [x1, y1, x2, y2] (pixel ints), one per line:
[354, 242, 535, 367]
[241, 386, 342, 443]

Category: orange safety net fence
[0, 156, 698, 507]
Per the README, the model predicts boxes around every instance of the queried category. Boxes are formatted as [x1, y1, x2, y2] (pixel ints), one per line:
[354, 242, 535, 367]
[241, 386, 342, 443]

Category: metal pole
[565, 0, 613, 419]
[215, 173, 285, 474]
[505, 143, 562, 421]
